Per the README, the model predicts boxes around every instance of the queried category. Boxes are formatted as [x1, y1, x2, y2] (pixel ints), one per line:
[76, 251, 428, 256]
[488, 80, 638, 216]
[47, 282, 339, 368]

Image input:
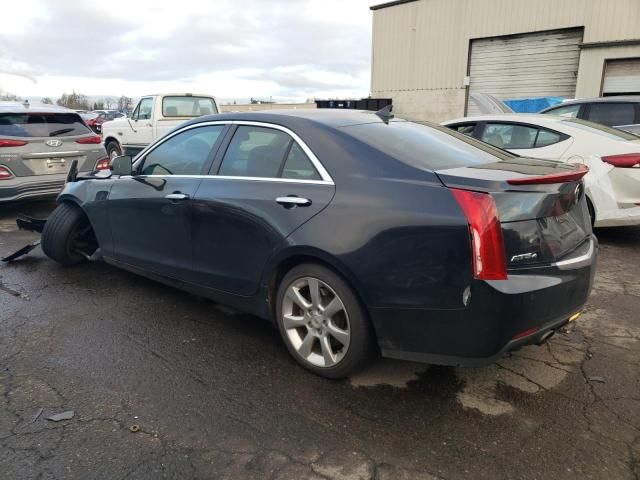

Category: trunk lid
[437, 158, 591, 267]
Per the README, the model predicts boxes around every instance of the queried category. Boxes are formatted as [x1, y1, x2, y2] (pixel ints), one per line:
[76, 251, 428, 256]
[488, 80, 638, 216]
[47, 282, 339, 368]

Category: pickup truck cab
[102, 93, 219, 159]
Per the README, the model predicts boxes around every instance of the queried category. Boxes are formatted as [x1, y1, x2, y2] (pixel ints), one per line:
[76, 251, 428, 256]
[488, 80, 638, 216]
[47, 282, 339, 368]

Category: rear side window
[563, 118, 640, 141]
[482, 124, 538, 149]
[587, 103, 636, 127]
[449, 123, 476, 136]
[545, 104, 581, 118]
[162, 96, 218, 117]
[0, 113, 92, 138]
[342, 121, 514, 170]
[281, 143, 321, 180]
[217, 125, 321, 181]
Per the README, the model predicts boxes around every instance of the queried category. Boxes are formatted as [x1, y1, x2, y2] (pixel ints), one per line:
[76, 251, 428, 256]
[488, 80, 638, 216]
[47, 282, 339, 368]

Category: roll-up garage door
[467, 29, 583, 115]
[602, 58, 640, 96]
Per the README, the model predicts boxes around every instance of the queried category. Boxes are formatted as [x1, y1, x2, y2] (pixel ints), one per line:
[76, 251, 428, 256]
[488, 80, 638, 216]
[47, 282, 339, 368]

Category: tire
[586, 196, 596, 227]
[275, 263, 375, 378]
[41, 203, 93, 266]
[106, 140, 122, 160]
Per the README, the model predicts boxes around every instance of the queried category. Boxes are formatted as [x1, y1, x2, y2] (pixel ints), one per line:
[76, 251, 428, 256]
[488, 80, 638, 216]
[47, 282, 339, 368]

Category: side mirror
[110, 155, 133, 176]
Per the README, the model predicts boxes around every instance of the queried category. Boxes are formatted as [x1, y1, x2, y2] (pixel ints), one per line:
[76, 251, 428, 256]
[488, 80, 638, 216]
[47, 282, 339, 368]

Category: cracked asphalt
[1, 200, 639, 480]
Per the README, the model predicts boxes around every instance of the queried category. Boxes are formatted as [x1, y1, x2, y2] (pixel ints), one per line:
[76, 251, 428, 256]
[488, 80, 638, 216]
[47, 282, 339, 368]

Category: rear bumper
[0, 173, 89, 203]
[372, 236, 597, 366]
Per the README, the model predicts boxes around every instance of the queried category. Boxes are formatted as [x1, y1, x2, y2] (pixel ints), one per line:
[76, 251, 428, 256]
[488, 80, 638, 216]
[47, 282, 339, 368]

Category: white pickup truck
[101, 93, 219, 159]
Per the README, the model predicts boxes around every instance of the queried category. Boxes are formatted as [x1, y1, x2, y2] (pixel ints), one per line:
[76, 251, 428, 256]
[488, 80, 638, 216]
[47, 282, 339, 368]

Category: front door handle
[276, 196, 312, 207]
[165, 193, 190, 200]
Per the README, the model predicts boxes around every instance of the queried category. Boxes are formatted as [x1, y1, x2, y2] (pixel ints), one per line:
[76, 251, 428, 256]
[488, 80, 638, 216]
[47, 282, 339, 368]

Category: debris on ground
[588, 375, 606, 383]
[130, 424, 141, 433]
[30, 407, 44, 424]
[47, 410, 75, 422]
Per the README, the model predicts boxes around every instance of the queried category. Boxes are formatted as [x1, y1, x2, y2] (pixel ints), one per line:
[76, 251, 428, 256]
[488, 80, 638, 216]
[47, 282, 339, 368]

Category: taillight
[75, 135, 102, 144]
[507, 164, 589, 185]
[95, 157, 110, 171]
[451, 189, 507, 281]
[0, 139, 28, 147]
[601, 153, 640, 168]
[0, 166, 14, 179]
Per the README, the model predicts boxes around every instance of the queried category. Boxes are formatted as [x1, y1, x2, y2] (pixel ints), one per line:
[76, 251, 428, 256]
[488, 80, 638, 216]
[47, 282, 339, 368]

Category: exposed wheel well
[266, 255, 372, 332]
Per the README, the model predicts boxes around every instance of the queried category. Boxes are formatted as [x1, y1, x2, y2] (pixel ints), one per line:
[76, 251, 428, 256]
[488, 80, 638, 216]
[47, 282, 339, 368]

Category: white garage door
[603, 58, 640, 95]
[467, 29, 583, 115]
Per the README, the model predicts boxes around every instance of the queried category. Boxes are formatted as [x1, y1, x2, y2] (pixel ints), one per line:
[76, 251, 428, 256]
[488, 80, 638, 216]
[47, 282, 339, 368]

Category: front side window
[140, 125, 224, 175]
[545, 104, 581, 118]
[587, 103, 636, 127]
[162, 96, 218, 117]
[481, 123, 538, 149]
[219, 126, 308, 179]
[135, 98, 153, 121]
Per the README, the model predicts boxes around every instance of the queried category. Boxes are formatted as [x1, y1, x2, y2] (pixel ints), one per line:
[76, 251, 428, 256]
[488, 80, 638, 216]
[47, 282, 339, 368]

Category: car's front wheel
[105, 140, 122, 160]
[41, 203, 97, 266]
[275, 263, 375, 378]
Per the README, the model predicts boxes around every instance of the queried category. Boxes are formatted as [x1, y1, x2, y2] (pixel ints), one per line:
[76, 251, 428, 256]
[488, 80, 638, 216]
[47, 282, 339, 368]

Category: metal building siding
[467, 30, 583, 114]
[602, 59, 640, 94]
[371, 0, 640, 93]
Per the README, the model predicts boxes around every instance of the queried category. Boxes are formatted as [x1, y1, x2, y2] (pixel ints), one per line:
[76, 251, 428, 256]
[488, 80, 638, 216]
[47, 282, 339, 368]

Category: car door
[107, 124, 227, 280]
[127, 97, 155, 146]
[479, 122, 573, 160]
[190, 123, 335, 296]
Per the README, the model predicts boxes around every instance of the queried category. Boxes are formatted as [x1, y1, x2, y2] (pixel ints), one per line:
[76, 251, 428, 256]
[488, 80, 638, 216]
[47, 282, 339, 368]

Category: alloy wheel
[281, 276, 350, 368]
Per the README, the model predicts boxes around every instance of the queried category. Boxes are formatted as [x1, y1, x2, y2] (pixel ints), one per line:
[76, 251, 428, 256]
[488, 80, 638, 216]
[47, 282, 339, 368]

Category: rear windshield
[341, 120, 515, 170]
[563, 118, 639, 141]
[162, 96, 218, 117]
[0, 112, 92, 138]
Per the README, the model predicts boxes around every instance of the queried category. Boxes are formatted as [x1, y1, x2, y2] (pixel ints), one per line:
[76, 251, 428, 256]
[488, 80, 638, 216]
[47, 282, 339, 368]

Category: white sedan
[442, 114, 640, 227]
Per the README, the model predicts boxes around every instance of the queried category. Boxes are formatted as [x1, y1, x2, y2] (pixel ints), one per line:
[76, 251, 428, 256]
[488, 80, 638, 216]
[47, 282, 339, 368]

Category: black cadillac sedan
[41, 110, 597, 378]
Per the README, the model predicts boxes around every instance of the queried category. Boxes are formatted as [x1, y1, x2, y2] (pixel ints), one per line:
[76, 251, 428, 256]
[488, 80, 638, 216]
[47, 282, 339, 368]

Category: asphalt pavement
[1, 200, 639, 480]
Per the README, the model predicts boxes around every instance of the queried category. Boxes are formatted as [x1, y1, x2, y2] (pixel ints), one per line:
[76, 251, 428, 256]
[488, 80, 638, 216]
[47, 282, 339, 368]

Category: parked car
[541, 97, 640, 136]
[0, 102, 108, 203]
[442, 114, 640, 227]
[85, 110, 126, 134]
[79, 111, 100, 132]
[41, 110, 595, 378]
[101, 93, 219, 159]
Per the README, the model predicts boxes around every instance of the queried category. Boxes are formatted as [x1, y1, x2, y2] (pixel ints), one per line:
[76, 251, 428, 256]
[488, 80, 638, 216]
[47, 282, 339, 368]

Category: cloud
[0, 0, 375, 101]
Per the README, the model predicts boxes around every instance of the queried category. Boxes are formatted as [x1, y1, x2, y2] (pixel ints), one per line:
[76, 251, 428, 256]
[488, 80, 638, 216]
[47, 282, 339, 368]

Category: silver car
[0, 102, 108, 203]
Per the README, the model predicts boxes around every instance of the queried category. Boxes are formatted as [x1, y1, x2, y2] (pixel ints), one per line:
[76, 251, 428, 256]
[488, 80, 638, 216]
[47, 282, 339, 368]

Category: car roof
[545, 96, 640, 107]
[188, 109, 398, 129]
[443, 113, 564, 125]
[0, 101, 79, 114]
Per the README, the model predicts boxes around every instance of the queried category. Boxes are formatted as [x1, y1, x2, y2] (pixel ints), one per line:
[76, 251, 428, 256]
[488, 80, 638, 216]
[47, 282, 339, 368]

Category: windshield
[341, 120, 515, 170]
[0, 112, 92, 138]
[162, 96, 218, 117]
[563, 118, 640, 141]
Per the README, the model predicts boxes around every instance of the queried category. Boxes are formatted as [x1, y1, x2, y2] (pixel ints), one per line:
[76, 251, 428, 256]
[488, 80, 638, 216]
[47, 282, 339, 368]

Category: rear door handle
[165, 193, 190, 200]
[276, 196, 312, 207]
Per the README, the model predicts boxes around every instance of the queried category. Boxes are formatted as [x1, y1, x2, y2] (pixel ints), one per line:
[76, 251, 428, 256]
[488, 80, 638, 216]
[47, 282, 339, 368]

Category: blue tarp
[503, 97, 565, 113]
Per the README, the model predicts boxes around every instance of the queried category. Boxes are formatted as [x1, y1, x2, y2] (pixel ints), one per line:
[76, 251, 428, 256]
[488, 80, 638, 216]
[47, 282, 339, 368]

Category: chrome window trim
[133, 120, 334, 184]
[135, 174, 333, 186]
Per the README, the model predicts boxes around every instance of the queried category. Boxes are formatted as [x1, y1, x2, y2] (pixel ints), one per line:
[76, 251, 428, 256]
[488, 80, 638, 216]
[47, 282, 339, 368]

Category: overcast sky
[0, 0, 379, 103]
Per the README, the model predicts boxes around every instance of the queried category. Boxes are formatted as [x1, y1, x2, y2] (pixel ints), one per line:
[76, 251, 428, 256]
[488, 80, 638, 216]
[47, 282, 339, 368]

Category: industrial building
[370, 0, 640, 121]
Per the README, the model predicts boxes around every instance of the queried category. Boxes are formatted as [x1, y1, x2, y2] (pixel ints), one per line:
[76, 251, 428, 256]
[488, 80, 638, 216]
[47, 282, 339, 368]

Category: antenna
[374, 104, 393, 122]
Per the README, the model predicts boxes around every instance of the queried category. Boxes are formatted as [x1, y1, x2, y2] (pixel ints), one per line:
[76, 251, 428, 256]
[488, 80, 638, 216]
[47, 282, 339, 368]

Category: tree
[92, 101, 105, 110]
[41, 97, 53, 104]
[117, 95, 132, 111]
[56, 91, 91, 110]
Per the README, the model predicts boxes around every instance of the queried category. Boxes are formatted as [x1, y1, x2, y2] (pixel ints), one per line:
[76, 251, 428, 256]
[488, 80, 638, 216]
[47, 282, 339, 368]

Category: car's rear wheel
[275, 263, 374, 378]
[41, 203, 97, 266]
[106, 140, 122, 160]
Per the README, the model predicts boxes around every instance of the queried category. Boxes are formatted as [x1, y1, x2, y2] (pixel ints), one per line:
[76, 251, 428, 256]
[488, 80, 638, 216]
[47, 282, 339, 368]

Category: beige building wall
[371, 0, 640, 121]
[219, 103, 316, 113]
